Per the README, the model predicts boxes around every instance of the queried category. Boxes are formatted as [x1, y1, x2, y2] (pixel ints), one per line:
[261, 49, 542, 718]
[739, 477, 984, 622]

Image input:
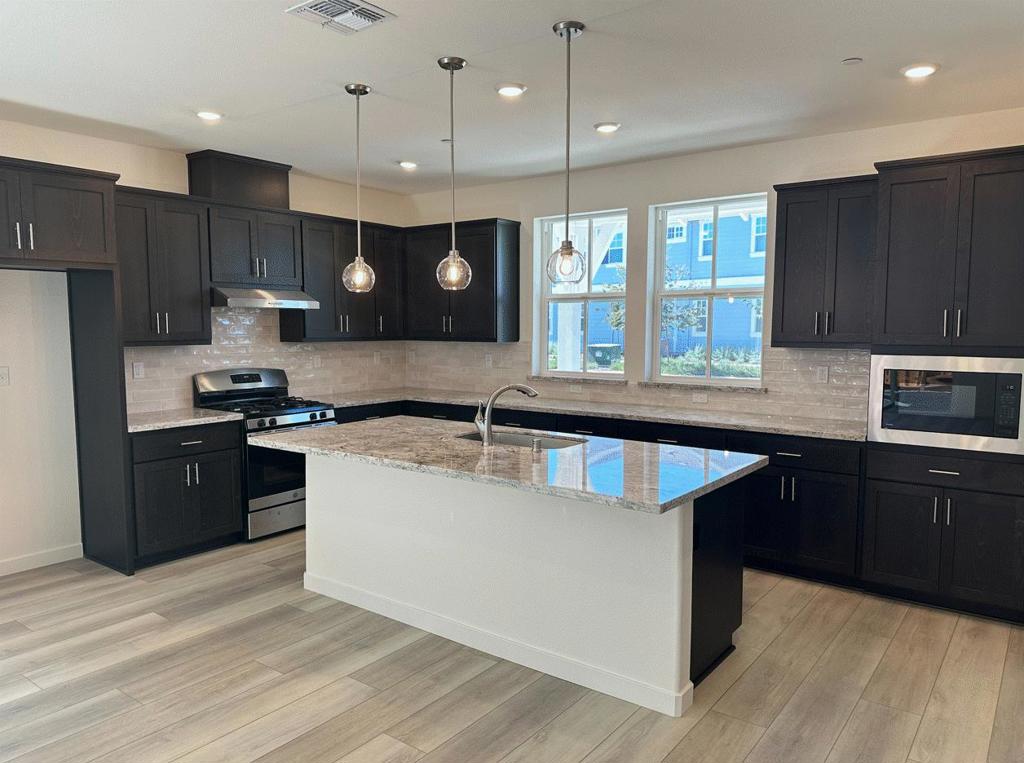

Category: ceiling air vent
[286, 0, 395, 34]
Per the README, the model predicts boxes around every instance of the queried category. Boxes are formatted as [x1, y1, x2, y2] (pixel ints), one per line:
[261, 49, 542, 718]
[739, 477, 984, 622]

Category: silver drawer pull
[575, 429, 594, 435]
[364, 415, 380, 420]
[946, 497, 951, 526]
[432, 414, 447, 419]
[776, 451, 802, 458]
[14, 222, 21, 250]
[933, 496, 938, 524]
[657, 438, 678, 444]
[502, 422, 522, 427]
[185, 463, 190, 487]
[28, 223, 34, 250]
[180, 440, 204, 446]
[194, 462, 200, 485]
[927, 469, 960, 476]
[780, 475, 785, 500]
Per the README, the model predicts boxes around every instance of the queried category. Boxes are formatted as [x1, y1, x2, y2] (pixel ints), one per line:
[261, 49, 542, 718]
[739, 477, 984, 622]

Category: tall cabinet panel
[116, 194, 160, 342]
[404, 226, 452, 340]
[450, 223, 496, 341]
[287, 218, 342, 340]
[823, 182, 875, 343]
[371, 226, 404, 339]
[0, 170, 23, 258]
[771, 188, 828, 344]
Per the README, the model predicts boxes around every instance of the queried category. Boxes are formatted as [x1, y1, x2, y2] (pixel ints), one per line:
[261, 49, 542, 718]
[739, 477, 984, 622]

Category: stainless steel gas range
[193, 368, 336, 539]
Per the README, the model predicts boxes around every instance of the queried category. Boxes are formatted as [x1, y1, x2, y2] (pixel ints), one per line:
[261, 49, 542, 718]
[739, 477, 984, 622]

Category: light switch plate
[132, 362, 144, 380]
[0, 366, 9, 386]
[691, 391, 709, 404]
[815, 365, 829, 384]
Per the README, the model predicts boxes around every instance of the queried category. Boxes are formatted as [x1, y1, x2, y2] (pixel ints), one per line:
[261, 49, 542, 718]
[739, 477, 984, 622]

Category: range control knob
[268, 418, 277, 427]
[256, 419, 266, 429]
[310, 413, 318, 421]
[319, 411, 328, 419]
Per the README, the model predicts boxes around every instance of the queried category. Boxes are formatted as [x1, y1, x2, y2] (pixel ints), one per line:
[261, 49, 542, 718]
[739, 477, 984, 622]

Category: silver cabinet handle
[956, 309, 962, 338]
[14, 222, 21, 250]
[449, 315, 453, 334]
[928, 469, 960, 476]
[379, 315, 383, 333]
[776, 451, 802, 458]
[503, 422, 522, 427]
[165, 312, 169, 334]
[780, 476, 785, 500]
[252, 256, 259, 276]
[575, 429, 594, 435]
[431, 414, 447, 419]
[28, 223, 34, 250]
[185, 463, 191, 487]
[656, 438, 678, 444]
[946, 497, 951, 526]
[933, 496, 938, 524]
[790, 476, 796, 502]
[262, 258, 268, 278]
[345, 314, 350, 333]
[824, 311, 831, 336]
[180, 440, 203, 446]
[155, 312, 161, 334]
[943, 308, 948, 338]
[194, 462, 200, 485]
[338, 315, 343, 333]
[442, 315, 447, 333]
[814, 311, 820, 336]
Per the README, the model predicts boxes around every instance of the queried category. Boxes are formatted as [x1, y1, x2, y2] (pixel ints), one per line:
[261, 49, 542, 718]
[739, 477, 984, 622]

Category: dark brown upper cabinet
[209, 205, 302, 288]
[116, 190, 211, 345]
[403, 219, 519, 343]
[279, 220, 404, 342]
[771, 176, 876, 347]
[873, 145, 1024, 352]
[0, 157, 117, 266]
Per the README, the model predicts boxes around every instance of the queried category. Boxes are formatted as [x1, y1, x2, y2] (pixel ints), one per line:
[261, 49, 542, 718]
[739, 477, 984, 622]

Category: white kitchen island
[250, 416, 766, 716]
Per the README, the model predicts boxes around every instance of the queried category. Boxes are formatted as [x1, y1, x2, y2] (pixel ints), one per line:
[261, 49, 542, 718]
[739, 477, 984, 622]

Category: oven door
[869, 355, 1024, 454]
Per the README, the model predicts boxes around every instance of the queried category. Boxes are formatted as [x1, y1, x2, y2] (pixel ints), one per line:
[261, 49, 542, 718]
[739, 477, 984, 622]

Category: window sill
[528, 374, 628, 387]
[638, 380, 767, 394]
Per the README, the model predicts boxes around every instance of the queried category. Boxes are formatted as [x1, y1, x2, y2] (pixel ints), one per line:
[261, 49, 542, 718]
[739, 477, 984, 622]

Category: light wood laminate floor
[0, 531, 1020, 763]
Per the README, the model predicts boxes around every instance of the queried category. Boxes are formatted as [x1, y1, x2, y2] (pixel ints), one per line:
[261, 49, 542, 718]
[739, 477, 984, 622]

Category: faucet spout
[477, 384, 539, 446]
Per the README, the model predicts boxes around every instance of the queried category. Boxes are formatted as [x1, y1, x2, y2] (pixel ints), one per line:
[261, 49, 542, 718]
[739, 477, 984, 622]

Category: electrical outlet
[691, 391, 709, 404]
[569, 384, 583, 394]
[312, 355, 322, 369]
[0, 366, 9, 386]
[484, 354, 493, 369]
[132, 362, 144, 380]
[815, 365, 829, 384]
[373, 351, 381, 365]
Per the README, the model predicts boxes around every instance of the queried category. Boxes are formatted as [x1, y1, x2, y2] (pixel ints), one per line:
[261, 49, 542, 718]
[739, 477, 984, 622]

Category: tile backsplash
[125, 310, 868, 431]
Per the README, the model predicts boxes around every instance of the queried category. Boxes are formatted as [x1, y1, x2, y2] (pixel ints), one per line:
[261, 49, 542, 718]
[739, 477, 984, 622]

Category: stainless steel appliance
[869, 355, 1024, 455]
[193, 368, 336, 539]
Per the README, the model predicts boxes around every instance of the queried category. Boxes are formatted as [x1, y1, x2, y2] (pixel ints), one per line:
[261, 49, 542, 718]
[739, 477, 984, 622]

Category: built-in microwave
[868, 355, 1024, 455]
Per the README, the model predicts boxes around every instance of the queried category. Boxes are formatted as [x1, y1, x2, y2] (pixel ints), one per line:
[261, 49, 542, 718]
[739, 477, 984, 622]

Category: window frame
[649, 193, 767, 387]
[537, 209, 628, 379]
[750, 213, 768, 258]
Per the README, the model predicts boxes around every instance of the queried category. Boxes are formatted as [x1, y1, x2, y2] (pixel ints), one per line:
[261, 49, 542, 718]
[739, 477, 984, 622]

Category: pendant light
[342, 83, 375, 293]
[547, 20, 587, 285]
[436, 56, 472, 291]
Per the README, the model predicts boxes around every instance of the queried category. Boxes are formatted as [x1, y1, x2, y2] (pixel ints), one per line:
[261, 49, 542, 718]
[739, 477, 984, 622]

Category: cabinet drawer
[725, 431, 860, 475]
[334, 402, 403, 423]
[866, 448, 1024, 496]
[554, 414, 622, 438]
[489, 409, 557, 431]
[619, 420, 727, 449]
[402, 401, 476, 422]
[133, 422, 242, 463]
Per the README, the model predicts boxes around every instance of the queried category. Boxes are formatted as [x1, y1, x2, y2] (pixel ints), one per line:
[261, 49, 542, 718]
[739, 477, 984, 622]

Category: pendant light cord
[449, 66, 457, 253]
[355, 91, 362, 260]
[564, 28, 571, 241]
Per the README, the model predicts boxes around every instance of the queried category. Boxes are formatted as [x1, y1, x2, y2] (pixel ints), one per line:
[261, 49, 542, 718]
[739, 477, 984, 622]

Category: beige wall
[0, 270, 81, 575]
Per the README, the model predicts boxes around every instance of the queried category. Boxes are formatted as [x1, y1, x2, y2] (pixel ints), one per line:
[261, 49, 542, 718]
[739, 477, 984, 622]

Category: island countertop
[249, 415, 767, 514]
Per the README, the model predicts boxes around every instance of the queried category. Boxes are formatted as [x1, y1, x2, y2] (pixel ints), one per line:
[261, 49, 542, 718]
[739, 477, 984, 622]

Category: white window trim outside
[648, 193, 767, 388]
[750, 213, 767, 258]
[697, 221, 714, 262]
[535, 210, 628, 379]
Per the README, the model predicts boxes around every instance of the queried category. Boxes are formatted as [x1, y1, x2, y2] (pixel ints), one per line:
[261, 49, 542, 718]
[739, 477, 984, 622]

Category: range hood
[212, 287, 320, 310]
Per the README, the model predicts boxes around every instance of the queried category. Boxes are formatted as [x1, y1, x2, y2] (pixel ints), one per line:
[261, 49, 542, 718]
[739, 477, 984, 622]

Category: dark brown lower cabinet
[863, 479, 1024, 611]
[133, 449, 241, 560]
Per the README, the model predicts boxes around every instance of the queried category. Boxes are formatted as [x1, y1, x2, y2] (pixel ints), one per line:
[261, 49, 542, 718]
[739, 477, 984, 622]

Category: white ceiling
[1, 0, 1022, 194]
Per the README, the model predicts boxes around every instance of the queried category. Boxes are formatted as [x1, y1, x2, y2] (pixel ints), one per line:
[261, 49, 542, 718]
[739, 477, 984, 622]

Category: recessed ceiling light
[902, 63, 939, 79]
[594, 122, 621, 134]
[496, 83, 527, 98]
[398, 160, 418, 170]
[841, 57, 863, 65]
[196, 111, 222, 122]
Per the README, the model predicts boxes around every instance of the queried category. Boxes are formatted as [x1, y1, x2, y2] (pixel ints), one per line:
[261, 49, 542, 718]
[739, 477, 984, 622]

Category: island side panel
[303, 454, 695, 716]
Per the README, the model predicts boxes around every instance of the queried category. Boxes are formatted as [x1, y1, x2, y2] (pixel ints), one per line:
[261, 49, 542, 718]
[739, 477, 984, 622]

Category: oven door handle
[251, 422, 338, 435]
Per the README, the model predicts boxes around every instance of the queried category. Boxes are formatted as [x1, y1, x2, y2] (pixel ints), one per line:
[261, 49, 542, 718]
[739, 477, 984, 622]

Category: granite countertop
[249, 415, 767, 514]
[314, 387, 867, 442]
[127, 408, 244, 433]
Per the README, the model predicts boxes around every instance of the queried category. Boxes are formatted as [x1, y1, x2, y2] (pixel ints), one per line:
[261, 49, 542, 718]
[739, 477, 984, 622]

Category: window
[651, 194, 767, 384]
[538, 210, 627, 376]
[666, 223, 686, 242]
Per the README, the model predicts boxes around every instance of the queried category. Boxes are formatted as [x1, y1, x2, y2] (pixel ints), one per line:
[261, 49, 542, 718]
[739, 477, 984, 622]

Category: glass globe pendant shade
[342, 254, 375, 293]
[436, 249, 472, 290]
[546, 240, 586, 284]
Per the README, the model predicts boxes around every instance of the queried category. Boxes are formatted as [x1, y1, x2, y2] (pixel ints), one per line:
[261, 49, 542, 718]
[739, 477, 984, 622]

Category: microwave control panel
[995, 373, 1022, 437]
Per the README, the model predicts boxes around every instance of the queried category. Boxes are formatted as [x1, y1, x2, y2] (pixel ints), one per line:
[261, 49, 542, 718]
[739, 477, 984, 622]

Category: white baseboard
[0, 543, 83, 577]
[305, 571, 693, 716]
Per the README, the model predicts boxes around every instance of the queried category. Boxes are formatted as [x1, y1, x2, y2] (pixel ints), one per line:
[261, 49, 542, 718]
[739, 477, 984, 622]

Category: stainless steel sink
[457, 431, 584, 450]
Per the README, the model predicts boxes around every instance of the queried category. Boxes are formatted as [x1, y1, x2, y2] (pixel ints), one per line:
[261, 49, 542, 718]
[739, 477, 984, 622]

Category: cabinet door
[404, 227, 451, 339]
[770, 188, 827, 344]
[953, 156, 1024, 349]
[823, 182, 875, 344]
[941, 489, 1024, 610]
[790, 470, 859, 576]
[741, 468, 793, 562]
[258, 211, 302, 287]
[450, 224, 496, 341]
[157, 199, 211, 343]
[134, 457, 192, 557]
[19, 171, 115, 263]
[293, 219, 342, 340]
[862, 480, 942, 593]
[210, 206, 260, 285]
[115, 194, 160, 343]
[0, 169, 23, 258]
[372, 227, 404, 339]
[337, 224, 377, 339]
[193, 450, 242, 542]
[874, 164, 960, 345]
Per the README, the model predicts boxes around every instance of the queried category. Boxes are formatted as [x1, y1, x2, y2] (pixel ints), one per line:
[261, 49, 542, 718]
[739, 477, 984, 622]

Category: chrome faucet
[475, 384, 539, 446]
